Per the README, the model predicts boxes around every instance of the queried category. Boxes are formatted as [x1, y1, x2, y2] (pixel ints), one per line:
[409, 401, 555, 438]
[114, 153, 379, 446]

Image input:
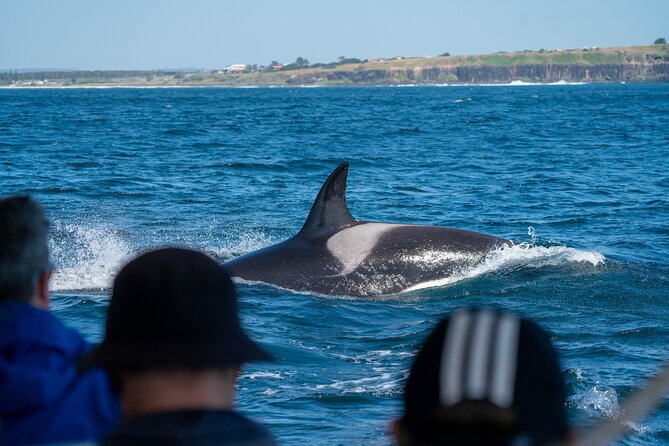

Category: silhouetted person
[0, 195, 120, 445]
[393, 307, 570, 446]
[80, 247, 276, 446]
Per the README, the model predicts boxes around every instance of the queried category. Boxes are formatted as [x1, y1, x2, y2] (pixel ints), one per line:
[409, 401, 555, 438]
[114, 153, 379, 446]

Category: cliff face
[285, 53, 669, 85]
[453, 62, 669, 84]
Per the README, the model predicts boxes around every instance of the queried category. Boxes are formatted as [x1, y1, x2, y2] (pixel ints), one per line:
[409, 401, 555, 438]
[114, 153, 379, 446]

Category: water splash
[205, 229, 278, 262]
[573, 385, 621, 418]
[570, 383, 649, 435]
[49, 221, 133, 291]
[406, 243, 605, 293]
[456, 243, 605, 280]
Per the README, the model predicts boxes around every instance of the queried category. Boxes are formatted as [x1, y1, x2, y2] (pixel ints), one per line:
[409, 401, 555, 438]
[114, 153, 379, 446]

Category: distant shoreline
[0, 80, 594, 90]
[3, 44, 667, 88]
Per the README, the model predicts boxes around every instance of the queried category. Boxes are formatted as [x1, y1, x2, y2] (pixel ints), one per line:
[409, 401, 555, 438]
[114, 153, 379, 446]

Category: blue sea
[1, 84, 668, 445]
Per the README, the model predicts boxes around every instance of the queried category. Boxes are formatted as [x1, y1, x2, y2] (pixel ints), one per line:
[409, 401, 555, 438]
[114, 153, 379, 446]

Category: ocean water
[1, 84, 668, 445]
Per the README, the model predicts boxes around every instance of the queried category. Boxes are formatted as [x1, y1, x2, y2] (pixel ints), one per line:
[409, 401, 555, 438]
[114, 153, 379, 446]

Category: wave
[309, 347, 409, 395]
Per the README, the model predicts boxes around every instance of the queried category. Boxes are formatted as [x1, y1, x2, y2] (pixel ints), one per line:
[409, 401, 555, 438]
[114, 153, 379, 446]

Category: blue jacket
[0, 301, 121, 445]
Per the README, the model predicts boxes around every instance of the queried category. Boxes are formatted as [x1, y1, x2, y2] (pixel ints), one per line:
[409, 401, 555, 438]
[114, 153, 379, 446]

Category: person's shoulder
[103, 410, 276, 446]
[0, 301, 90, 358]
[208, 410, 275, 442]
[0, 301, 86, 346]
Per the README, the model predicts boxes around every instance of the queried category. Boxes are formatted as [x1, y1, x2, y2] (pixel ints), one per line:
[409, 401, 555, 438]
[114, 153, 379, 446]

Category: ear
[32, 269, 51, 311]
[551, 428, 577, 446]
[391, 419, 411, 446]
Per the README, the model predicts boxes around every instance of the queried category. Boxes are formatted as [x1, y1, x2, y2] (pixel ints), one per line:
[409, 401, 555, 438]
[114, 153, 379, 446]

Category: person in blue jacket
[0, 195, 120, 445]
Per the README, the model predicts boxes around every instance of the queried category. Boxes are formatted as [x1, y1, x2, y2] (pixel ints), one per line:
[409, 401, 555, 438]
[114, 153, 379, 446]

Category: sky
[1, 0, 667, 71]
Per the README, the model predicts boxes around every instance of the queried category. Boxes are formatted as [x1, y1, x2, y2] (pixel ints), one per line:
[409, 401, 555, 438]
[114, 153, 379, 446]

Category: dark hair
[0, 195, 50, 302]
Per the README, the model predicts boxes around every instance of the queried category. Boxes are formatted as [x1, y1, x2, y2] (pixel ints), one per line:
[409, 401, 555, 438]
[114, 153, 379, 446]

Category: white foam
[313, 373, 403, 395]
[403, 243, 605, 293]
[368, 350, 393, 357]
[240, 371, 284, 380]
[498, 80, 588, 86]
[445, 80, 588, 87]
[49, 222, 133, 292]
[460, 243, 605, 279]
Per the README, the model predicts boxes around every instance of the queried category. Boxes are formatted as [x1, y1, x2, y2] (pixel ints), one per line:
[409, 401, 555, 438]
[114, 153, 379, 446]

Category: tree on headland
[276, 57, 310, 71]
[655, 37, 667, 44]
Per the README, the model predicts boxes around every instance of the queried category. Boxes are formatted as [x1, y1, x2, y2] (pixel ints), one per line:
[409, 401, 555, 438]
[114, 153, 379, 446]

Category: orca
[223, 163, 511, 296]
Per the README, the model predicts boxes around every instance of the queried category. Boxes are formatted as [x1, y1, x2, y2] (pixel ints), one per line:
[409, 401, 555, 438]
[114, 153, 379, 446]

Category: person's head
[394, 308, 568, 446]
[0, 195, 51, 309]
[80, 247, 270, 418]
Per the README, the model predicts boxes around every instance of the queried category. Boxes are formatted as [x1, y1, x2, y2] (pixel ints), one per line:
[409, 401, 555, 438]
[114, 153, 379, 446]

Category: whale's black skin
[223, 163, 511, 296]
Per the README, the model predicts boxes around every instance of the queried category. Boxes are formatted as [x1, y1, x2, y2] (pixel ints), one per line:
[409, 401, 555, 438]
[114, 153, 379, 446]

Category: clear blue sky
[1, 0, 667, 70]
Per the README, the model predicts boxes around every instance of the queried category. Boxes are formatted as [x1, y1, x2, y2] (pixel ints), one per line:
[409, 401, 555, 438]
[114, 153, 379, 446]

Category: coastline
[0, 80, 607, 89]
[3, 44, 667, 88]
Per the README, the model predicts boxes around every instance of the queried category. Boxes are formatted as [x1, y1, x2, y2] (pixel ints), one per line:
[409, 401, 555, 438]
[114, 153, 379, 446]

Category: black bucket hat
[402, 308, 567, 446]
[80, 247, 270, 370]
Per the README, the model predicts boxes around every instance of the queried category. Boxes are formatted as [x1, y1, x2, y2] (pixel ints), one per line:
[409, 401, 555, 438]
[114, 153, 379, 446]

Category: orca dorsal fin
[297, 162, 357, 237]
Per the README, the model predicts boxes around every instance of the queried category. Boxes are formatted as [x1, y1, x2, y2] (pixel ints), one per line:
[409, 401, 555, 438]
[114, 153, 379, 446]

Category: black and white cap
[402, 308, 567, 446]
